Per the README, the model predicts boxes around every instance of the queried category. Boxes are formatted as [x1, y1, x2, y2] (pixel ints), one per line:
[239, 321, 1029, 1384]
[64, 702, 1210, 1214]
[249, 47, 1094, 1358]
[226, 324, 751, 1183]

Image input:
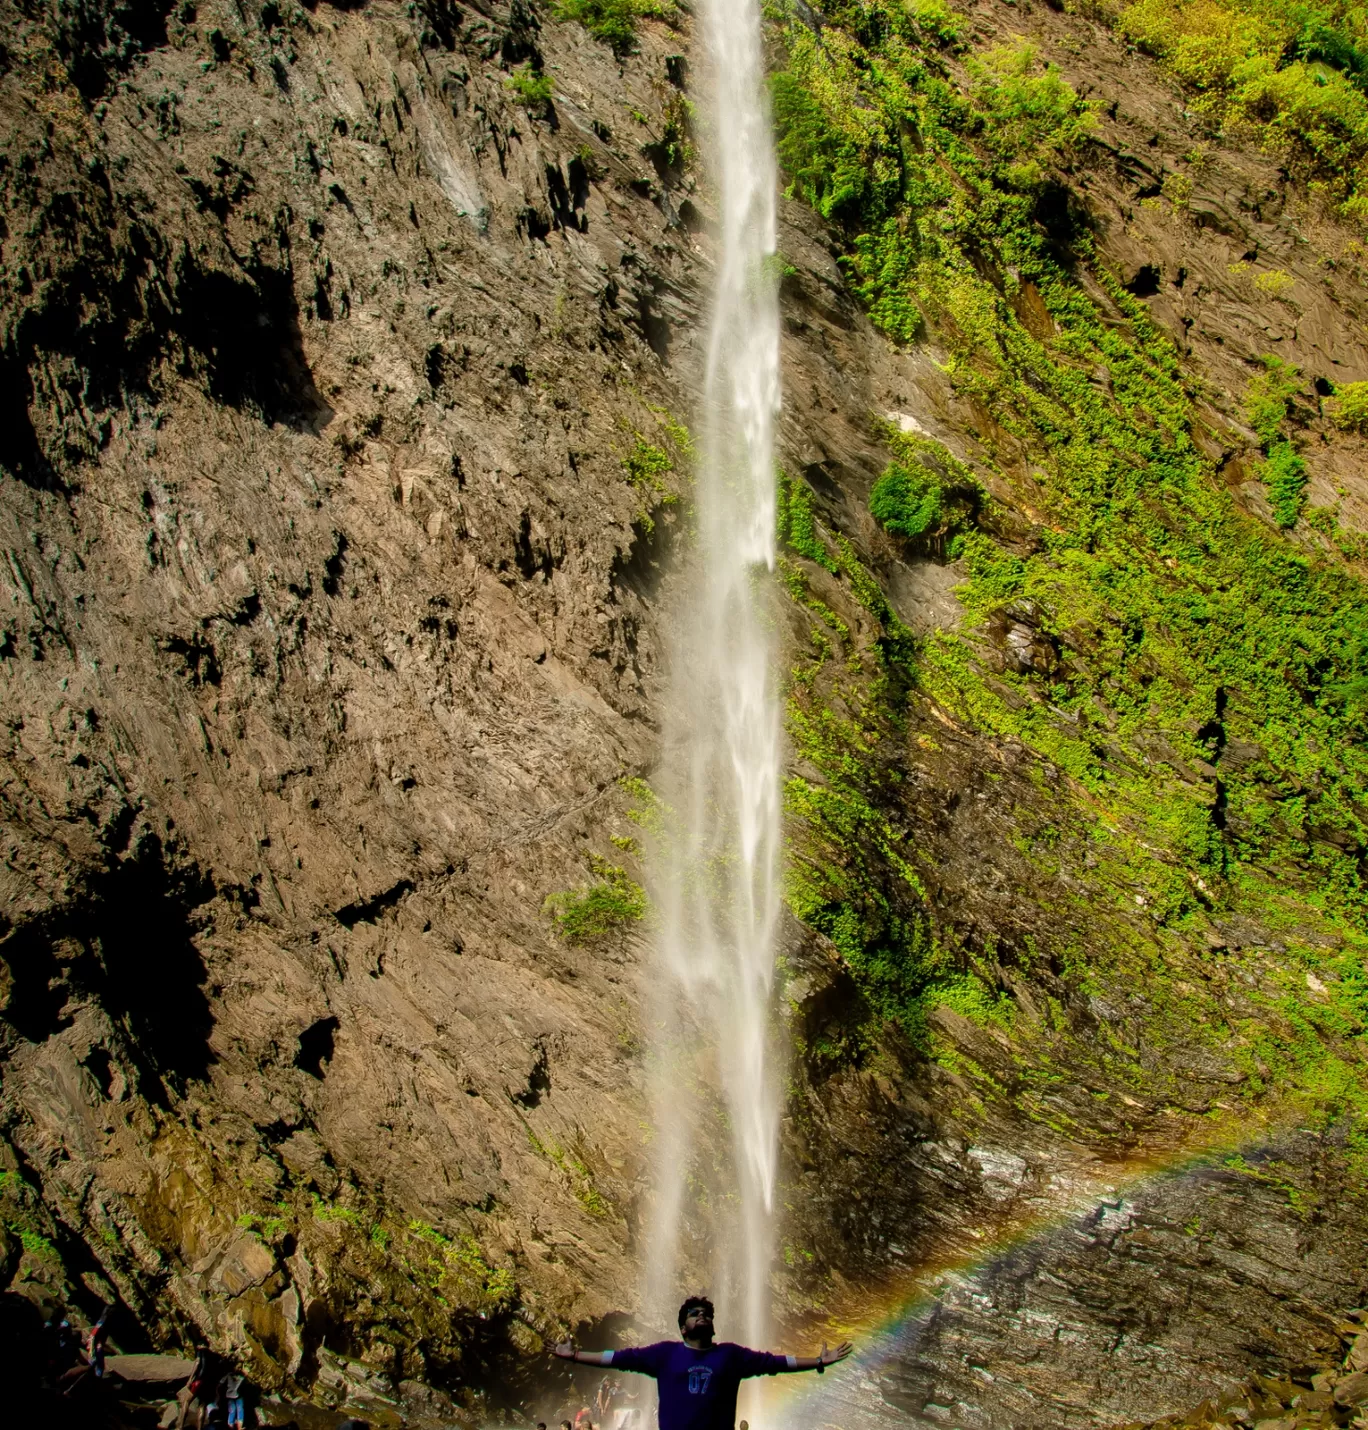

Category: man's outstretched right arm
[553, 1342, 661, 1374]
[554, 1342, 615, 1368]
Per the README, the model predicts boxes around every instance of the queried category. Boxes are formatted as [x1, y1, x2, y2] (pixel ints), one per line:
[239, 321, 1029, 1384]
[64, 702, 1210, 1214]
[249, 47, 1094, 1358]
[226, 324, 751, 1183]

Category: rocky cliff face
[0, 0, 710, 1402]
[3, 0, 1368, 1425]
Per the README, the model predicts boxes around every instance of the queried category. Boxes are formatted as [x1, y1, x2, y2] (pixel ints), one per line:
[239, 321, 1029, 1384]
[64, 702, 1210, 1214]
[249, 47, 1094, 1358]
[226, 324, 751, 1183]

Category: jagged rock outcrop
[0, 0, 712, 1396]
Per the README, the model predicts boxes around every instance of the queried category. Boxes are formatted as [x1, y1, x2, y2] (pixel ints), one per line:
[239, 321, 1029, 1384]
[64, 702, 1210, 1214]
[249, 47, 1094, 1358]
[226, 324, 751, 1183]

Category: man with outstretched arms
[553, 1296, 853, 1430]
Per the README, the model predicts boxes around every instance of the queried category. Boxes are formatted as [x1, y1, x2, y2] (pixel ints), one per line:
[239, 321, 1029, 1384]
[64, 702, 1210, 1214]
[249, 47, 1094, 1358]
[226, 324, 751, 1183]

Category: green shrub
[545, 855, 646, 941]
[968, 44, 1099, 183]
[870, 460, 944, 540]
[771, 71, 877, 226]
[1119, 0, 1368, 215]
[505, 66, 553, 109]
[1246, 354, 1302, 446]
[624, 439, 672, 493]
[925, 971, 1017, 1030]
[869, 435, 981, 550]
[553, 0, 671, 54]
[1261, 439, 1309, 527]
[14, 1225, 58, 1261]
[906, 0, 964, 46]
[778, 475, 839, 572]
[1254, 268, 1295, 297]
[1333, 379, 1368, 431]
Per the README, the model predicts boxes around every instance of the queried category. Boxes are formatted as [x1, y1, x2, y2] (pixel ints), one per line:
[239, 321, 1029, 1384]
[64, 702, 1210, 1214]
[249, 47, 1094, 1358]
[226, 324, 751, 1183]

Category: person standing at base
[220, 1369, 247, 1428]
[553, 1297, 853, 1430]
[87, 1305, 111, 1378]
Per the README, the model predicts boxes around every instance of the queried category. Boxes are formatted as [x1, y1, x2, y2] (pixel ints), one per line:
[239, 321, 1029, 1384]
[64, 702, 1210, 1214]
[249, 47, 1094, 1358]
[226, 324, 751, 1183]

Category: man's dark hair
[678, 1295, 714, 1330]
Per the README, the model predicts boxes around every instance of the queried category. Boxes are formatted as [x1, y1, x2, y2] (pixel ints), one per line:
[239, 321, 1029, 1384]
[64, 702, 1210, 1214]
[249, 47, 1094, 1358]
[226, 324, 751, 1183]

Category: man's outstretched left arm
[743, 1341, 854, 1375]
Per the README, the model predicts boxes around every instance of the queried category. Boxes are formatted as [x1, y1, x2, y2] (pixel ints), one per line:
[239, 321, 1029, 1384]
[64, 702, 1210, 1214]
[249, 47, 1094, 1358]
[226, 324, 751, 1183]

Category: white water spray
[645, 0, 783, 1350]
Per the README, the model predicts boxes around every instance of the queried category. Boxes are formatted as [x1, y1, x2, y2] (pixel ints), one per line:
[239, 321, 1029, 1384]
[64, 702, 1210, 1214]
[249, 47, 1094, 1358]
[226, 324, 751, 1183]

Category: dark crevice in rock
[332, 879, 413, 929]
[49, 0, 175, 100]
[173, 254, 333, 431]
[610, 509, 678, 602]
[322, 531, 349, 596]
[1125, 262, 1162, 297]
[512, 509, 555, 581]
[0, 831, 217, 1100]
[1031, 179, 1093, 266]
[511, 1042, 551, 1107]
[294, 1016, 339, 1078]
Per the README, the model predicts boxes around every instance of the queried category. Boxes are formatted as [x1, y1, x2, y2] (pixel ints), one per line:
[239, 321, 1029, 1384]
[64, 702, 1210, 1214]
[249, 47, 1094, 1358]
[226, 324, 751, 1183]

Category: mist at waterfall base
[640, 0, 784, 1353]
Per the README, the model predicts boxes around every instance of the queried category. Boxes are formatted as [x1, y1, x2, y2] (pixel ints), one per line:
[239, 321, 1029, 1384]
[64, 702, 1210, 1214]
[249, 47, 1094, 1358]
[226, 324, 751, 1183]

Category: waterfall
[644, 0, 783, 1349]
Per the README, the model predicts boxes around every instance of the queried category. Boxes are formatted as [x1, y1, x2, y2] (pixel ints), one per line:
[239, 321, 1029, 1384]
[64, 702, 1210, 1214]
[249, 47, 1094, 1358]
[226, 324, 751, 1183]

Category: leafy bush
[1261, 439, 1310, 527]
[622, 424, 686, 532]
[1245, 353, 1302, 446]
[624, 439, 672, 493]
[1119, 0, 1368, 214]
[968, 44, 1099, 184]
[869, 433, 982, 552]
[1254, 268, 1295, 297]
[545, 855, 646, 941]
[505, 66, 553, 109]
[1333, 379, 1368, 431]
[870, 461, 945, 540]
[553, 0, 671, 54]
[906, 0, 964, 46]
[778, 475, 839, 572]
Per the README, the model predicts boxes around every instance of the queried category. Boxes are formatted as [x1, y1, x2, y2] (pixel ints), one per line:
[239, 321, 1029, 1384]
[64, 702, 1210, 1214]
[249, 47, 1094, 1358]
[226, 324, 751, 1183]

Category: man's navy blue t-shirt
[604, 1342, 796, 1430]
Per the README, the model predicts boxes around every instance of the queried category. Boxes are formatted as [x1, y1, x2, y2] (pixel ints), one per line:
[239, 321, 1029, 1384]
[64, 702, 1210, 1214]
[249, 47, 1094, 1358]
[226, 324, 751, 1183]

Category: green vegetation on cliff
[545, 853, 647, 941]
[553, 0, 674, 54]
[769, 0, 1368, 1122]
[1118, 0, 1368, 217]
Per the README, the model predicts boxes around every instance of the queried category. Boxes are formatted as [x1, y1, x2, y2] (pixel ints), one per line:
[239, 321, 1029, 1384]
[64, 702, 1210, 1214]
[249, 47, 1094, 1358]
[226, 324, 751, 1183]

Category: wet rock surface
[842, 1133, 1368, 1428]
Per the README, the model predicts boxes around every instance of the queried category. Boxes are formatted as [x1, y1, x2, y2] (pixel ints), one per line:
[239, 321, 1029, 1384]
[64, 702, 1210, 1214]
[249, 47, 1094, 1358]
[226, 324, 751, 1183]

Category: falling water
[644, 0, 783, 1348]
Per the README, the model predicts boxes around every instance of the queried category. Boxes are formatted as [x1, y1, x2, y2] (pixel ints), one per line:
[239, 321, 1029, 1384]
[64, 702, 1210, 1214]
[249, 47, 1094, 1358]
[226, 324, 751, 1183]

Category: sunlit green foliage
[1261, 440, 1310, 527]
[553, 0, 672, 54]
[1119, 0, 1368, 215]
[777, 474, 839, 573]
[525, 1127, 615, 1218]
[624, 439, 672, 494]
[1333, 378, 1368, 430]
[505, 65, 553, 108]
[769, 0, 1368, 1108]
[405, 1220, 516, 1307]
[869, 431, 983, 552]
[544, 855, 647, 941]
[1245, 355, 1309, 524]
[622, 415, 689, 530]
[1, 1168, 59, 1262]
[1246, 354, 1303, 446]
[870, 462, 945, 541]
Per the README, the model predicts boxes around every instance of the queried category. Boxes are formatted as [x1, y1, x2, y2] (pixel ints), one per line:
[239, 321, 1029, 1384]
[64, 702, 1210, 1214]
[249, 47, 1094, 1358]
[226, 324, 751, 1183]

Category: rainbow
[745, 1111, 1267, 1429]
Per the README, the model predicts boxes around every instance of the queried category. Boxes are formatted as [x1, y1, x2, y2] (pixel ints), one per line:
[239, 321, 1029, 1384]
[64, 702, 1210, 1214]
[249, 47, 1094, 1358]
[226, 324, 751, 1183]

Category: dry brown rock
[1336, 1373, 1368, 1407]
[1349, 1332, 1368, 1372]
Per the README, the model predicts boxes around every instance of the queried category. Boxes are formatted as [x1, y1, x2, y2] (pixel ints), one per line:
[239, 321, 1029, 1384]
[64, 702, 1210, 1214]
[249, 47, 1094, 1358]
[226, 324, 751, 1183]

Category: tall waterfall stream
[644, 0, 784, 1350]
